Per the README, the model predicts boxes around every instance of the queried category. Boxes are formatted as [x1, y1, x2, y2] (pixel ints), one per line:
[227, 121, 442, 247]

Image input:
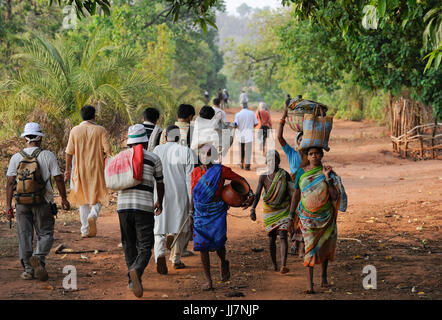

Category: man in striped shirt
[117, 124, 164, 298]
[143, 107, 163, 152]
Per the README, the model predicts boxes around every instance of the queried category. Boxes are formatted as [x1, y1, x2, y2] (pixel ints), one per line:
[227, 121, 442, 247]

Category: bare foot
[321, 278, 331, 288]
[221, 260, 230, 282]
[202, 281, 214, 291]
[280, 266, 290, 274]
[304, 289, 315, 294]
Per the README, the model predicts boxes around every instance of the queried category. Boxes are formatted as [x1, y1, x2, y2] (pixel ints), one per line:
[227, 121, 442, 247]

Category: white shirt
[234, 108, 258, 143]
[153, 142, 194, 234]
[7, 147, 62, 203]
[212, 105, 228, 123]
[239, 92, 248, 103]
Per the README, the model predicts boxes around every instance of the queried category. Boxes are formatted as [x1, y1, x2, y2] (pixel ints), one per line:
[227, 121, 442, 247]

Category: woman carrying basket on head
[289, 146, 341, 294]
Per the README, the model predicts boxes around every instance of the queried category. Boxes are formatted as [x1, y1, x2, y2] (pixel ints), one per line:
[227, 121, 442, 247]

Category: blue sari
[192, 164, 229, 251]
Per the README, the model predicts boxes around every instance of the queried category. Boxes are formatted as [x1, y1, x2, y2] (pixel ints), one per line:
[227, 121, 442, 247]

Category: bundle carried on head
[287, 95, 329, 132]
[287, 95, 333, 151]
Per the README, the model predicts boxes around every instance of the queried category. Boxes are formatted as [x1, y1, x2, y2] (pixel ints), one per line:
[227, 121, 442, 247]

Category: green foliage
[7, 30, 167, 122]
[282, 0, 442, 119]
[423, 4, 442, 71]
[48, 0, 225, 33]
[223, 8, 290, 108]
[1, 0, 228, 146]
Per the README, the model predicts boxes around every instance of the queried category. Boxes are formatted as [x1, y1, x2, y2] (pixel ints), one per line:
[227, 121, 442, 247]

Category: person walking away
[6, 122, 70, 281]
[117, 124, 164, 298]
[204, 91, 210, 104]
[65, 105, 111, 238]
[217, 88, 224, 106]
[223, 89, 229, 109]
[256, 102, 272, 155]
[234, 104, 258, 170]
[289, 147, 340, 294]
[153, 125, 195, 272]
[278, 105, 305, 256]
[191, 106, 222, 159]
[250, 150, 292, 274]
[190, 144, 255, 290]
[192, 106, 235, 163]
[159, 104, 196, 148]
[143, 107, 163, 152]
[212, 98, 228, 124]
[159, 104, 196, 257]
[285, 94, 291, 108]
[239, 90, 248, 109]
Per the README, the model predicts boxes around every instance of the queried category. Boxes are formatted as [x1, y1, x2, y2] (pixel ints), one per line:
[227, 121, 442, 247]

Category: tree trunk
[5, 0, 12, 20]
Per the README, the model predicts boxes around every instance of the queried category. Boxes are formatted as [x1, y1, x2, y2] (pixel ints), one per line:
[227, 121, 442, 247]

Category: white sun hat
[21, 122, 45, 137]
[127, 124, 148, 146]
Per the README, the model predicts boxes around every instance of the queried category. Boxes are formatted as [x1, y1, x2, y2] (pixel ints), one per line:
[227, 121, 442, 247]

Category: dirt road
[1, 108, 441, 300]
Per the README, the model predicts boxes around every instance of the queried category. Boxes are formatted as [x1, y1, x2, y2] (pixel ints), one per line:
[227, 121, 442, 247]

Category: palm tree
[5, 28, 170, 124]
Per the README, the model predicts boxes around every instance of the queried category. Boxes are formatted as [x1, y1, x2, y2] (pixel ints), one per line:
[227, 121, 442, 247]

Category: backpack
[15, 148, 47, 205]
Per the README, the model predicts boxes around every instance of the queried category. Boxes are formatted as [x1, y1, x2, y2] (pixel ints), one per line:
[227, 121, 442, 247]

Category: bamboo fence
[390, 97, 441, 159]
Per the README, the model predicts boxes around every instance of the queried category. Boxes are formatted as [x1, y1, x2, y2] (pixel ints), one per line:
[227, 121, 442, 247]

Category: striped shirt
[143, 121, 162, 147]
[117, 149, 163, 214]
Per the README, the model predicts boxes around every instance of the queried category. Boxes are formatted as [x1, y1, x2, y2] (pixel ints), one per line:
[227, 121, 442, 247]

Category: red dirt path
[0, 108, 441, 300]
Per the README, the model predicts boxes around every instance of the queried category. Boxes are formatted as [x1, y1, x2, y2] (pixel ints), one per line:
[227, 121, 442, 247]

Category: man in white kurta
[153, 125, 195, 270]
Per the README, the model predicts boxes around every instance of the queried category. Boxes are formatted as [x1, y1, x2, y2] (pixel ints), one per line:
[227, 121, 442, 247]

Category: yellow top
[65, 121, 111, 205]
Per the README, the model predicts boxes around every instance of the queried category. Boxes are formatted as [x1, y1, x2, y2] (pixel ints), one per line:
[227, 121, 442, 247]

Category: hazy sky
[224, 0, 282, 15]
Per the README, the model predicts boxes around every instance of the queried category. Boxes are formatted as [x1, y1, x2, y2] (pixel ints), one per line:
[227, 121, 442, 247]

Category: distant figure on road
[239, 90, 248, 109]
[223, 89, 229, 108]
[256, 102, 272, 155]
[234, 102, 258, 170]
[285, 94, 292, 108]
[217, 88, 224, 104]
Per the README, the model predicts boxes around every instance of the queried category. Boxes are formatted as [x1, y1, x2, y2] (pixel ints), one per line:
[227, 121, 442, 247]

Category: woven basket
[287, 98, 328, 132]
[299, 113, 333, 151]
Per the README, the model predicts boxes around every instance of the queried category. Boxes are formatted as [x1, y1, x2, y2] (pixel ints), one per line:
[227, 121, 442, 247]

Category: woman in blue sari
[190, 144, 254, 290]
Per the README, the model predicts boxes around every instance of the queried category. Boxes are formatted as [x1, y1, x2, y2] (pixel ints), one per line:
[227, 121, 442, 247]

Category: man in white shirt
[212, 98, 228, 123]
[6, 122, 70, 281]
[239, 90, 248, 109]
[234, 105, 258, 170]
[153, 125, 194, 271]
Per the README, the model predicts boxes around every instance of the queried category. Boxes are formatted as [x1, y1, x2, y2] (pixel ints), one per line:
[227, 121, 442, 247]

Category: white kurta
[153, 142, 194, 235]
[191, 116, 235, 158]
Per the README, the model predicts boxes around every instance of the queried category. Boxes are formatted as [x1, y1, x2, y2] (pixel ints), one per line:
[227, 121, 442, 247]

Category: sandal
[173, 262, 186, 269]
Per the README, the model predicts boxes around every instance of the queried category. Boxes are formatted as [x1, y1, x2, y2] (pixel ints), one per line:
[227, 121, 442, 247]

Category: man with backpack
[5, 122, 70, 281]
